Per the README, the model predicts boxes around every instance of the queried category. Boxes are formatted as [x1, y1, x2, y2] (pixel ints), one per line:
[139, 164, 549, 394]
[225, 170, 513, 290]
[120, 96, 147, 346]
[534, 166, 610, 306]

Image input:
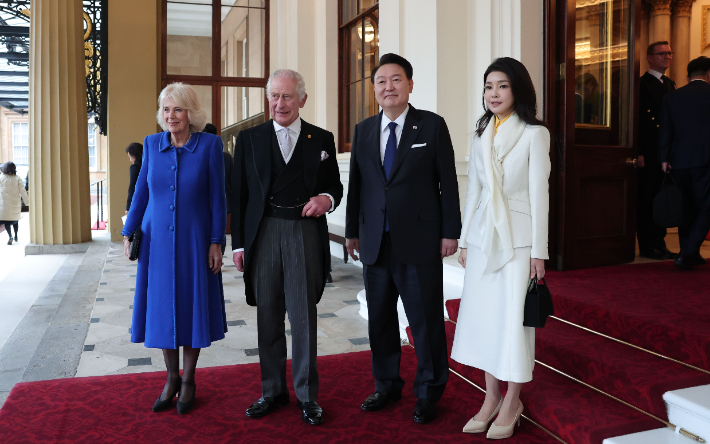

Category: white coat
[0, 173, 30, 222]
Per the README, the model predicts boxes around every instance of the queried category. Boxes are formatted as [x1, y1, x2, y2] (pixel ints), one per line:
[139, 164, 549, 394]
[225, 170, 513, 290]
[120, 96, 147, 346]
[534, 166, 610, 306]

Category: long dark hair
[475, 57, 545, 136]
[1, 161, 16, 175]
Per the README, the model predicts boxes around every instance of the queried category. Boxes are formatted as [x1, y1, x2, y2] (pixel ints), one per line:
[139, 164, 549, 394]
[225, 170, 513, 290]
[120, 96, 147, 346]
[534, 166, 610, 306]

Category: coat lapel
[250, 120, 274, 199]
[301, 120, 321, 194]
[366, 112, 387, 185]
[387, 105, 422, 183]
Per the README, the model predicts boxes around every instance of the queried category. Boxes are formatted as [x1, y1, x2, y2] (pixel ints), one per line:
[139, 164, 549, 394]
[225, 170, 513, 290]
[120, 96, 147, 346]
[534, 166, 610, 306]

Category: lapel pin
[308, 134, 312, 138]
[413, 126, 417, 129]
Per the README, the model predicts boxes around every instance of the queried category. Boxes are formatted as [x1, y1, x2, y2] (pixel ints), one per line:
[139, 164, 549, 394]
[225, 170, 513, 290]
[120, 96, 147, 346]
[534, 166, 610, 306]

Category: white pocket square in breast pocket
[411, 143, 427, 148]
[320, 150, 329, 161]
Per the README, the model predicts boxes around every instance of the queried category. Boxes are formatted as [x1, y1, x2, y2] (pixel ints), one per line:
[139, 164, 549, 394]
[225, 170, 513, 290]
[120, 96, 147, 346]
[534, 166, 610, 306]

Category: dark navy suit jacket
[659, 80, 710, 169]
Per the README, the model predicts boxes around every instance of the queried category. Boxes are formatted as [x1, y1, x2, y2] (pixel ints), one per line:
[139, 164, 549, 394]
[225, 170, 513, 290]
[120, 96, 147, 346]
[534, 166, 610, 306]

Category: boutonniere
[320, 150, 329, 161]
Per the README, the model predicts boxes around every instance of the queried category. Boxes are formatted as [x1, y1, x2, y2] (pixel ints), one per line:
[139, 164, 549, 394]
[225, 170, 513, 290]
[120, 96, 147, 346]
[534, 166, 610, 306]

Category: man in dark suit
[637, 41, 677, 260]
[345, 53, 461, 424]
[231, 69, 343, 425]
[659, 56, 710, 270]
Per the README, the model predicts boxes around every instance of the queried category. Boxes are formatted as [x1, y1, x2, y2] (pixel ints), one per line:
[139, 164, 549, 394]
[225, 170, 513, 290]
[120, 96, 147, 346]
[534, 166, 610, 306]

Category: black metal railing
[90, 177, 106, 230]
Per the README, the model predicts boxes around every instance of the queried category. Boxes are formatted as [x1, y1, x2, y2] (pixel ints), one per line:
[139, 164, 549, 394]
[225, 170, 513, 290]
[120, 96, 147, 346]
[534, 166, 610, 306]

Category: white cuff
[232, 248, 244, 253]
[319, 193, 335, 212]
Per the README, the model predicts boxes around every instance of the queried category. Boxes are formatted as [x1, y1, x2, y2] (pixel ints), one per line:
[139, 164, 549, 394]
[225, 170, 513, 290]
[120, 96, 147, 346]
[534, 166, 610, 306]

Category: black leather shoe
[674, 256, 694, 271]
[657, 247, 678, 260]
[176, 382, 196, 414]
[413, 399, 436, 424]
[296, 400, 323, 425]
[152, 376, 182, 412]
[360, 390, 402, 412]
[326, 273, 333, 283]
[640, 250, 665, 260]
[688, 253, 708, 266]
[245, 393, 290, 418]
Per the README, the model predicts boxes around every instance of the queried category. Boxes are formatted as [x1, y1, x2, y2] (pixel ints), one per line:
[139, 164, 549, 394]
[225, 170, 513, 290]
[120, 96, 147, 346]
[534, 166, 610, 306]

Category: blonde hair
[156, 82, 207, 133]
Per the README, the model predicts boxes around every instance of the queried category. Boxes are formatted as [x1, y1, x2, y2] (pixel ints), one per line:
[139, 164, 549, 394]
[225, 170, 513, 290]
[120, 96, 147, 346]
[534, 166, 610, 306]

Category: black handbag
[128, 229, 142, 261]
[523, 277, 554, 328]
[653, 171, 684, 228]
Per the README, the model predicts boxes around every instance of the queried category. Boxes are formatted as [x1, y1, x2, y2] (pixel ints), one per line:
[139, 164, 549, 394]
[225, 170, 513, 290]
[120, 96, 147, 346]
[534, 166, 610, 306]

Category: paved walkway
[0, 231, 369, 408]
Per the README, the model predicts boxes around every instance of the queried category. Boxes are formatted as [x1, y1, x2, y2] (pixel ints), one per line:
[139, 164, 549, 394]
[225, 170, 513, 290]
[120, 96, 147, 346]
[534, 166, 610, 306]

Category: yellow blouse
[494, 113, 512, 135]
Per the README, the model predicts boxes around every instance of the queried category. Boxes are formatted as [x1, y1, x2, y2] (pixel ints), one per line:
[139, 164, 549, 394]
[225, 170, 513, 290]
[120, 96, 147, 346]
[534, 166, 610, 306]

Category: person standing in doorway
[125, 142, 143, 215]
[637, 41, 677, 260]
[345, 53, 461, 425]
[231, 69, 342, 426]
[659, 56, 710, 270]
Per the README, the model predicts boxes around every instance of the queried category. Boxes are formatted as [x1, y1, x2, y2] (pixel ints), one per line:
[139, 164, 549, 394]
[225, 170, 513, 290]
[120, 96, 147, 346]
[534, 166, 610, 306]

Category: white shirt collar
[381, 105, 410, 133]
[648, 69, 665, 82]
[273, 116, 302, 135]
[690, 78, 708, 83]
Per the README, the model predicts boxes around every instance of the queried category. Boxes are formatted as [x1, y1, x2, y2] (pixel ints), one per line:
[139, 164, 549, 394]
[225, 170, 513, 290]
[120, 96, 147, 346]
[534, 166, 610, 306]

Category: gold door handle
[626, 158, 637, 168]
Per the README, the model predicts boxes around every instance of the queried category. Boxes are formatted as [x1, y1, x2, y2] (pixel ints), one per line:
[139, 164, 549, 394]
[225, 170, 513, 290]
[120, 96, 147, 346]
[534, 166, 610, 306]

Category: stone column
[28, 0, 92, 247]
[640, 6, 650, 74]
[671, 0, 694, 86]
[649, 0, 673, 43]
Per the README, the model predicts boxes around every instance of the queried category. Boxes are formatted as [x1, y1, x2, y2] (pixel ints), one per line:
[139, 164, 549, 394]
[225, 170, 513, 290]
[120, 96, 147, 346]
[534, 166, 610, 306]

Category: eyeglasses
[652, 51, 674, 57]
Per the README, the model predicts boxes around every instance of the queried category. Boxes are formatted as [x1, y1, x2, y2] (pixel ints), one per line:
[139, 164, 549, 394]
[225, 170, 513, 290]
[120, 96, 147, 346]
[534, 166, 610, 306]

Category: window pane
[170, 0, 211, 3]
[363, 18, 378, 80]
[341, 0, 358, 24]
[189, 84, 213, 125]
[360, 0, 376, 13]
[574, 0, 631, 144]
[347, 80, 363, 145]
[350, 21, 362, 82]
[362, 77, 377, 122]
[167, 2, 212, 77]
[221, 6, 265, 78]
[220, 86, 265, 155]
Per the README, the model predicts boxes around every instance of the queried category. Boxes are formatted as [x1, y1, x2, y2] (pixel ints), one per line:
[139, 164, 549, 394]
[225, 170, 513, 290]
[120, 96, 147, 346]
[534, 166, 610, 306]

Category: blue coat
[122, 131, 227, 349]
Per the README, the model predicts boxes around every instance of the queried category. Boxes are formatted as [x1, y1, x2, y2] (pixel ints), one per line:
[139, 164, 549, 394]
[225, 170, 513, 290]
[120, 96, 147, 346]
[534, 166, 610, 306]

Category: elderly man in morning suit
[231, 69, 343, 425]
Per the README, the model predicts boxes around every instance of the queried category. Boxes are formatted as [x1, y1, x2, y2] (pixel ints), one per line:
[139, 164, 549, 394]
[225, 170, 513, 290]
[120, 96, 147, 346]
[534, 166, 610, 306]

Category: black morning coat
[659, 80, 710, 169]
[345, 104, 462, 266]
[230, 119, 343, 306]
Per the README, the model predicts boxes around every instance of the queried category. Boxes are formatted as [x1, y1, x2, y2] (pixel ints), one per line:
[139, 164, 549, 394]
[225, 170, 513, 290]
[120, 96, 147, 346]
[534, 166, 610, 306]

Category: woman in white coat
[451, 57, 550, 439]
[0, 162, 30, 245]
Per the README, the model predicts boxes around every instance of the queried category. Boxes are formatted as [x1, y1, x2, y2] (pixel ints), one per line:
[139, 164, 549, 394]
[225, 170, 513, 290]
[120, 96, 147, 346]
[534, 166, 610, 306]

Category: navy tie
[383, 121, 397, 231]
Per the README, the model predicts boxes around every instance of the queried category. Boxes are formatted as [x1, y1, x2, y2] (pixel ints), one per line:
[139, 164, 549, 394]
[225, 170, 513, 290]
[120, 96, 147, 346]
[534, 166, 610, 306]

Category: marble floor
[76, 241, 370, 378]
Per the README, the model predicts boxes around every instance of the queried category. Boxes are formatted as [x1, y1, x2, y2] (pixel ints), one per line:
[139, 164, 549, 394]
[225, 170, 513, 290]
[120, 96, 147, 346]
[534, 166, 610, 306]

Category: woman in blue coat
[122, 82, 227, 414]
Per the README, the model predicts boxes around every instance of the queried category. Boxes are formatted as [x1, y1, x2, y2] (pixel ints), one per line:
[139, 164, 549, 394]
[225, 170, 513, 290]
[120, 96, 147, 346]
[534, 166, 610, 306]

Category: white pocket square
[320, 150, 329, 161]
[411, 143, 427, 148]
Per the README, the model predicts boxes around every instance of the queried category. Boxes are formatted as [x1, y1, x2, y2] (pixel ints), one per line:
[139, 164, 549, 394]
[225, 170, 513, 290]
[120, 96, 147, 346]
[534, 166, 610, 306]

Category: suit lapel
[387, 105, 422, 183]
[366, 112, 387, 185]
[301, 120, 320, 194]
[250, 121, 274, 199]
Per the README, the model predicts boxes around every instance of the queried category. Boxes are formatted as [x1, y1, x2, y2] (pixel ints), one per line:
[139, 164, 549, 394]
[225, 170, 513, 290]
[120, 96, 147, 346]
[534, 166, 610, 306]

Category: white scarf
[478, 112, 527, 276]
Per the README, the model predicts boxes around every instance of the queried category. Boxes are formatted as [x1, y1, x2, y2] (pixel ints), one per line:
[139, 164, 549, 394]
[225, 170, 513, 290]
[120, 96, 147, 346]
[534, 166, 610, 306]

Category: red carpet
[544, 262, 710, 370]
[0, 348, 556, 443]
[91, 221, 107, 230]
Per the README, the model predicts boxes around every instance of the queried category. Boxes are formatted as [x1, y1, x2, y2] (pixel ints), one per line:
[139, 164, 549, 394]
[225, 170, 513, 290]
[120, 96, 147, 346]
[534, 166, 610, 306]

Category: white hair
[156, 82, 208, 133]
[266, 69, 307, 101]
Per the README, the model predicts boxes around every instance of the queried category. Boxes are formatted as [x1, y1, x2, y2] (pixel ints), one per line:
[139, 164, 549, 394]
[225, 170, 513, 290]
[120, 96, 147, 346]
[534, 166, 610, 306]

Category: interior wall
[107, 0, 160, 242]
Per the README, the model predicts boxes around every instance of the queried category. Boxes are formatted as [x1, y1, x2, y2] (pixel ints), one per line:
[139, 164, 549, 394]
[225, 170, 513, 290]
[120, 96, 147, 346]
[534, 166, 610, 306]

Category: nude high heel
[486, 401, 523, 439]
[462, 398, 503, 433]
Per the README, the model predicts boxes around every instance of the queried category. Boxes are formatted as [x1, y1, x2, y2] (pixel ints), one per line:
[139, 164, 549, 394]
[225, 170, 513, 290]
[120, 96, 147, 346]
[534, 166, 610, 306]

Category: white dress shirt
[648, 69, 665, 83]
[379, 105, 410, 164]
[232, 116, 333, 253]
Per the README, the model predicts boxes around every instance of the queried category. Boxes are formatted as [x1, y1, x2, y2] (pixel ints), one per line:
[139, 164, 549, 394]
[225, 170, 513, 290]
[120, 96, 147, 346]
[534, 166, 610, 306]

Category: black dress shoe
[413, 399, 436, 424]
[245, 393, 290, 418]
[326, 273, 333, 283]
[360, 390, 402, 412]
[296, 400, 323, 425]
[688, 253, 708, 266]
[674, 256, 694, 271]
[176, 382, 196, 414]
[152, 376, 182, 412]
[657, 247, 678, 260]
[640, 250, 665, 260]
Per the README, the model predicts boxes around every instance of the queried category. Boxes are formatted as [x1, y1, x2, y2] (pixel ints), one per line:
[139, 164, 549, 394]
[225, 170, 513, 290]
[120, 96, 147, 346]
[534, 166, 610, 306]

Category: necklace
[171, 132, 192, 147]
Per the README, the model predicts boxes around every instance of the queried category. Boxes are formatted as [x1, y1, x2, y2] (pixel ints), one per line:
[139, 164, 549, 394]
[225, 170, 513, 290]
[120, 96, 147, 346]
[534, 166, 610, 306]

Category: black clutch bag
[128, 229, 142, 261]
[523, 277, 554, 328]
[653, 171, 684, 228]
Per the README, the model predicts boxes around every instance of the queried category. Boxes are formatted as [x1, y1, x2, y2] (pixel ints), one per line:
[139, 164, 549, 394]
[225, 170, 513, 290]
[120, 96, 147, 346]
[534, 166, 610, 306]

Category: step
[411, 319, 662, 444]
[536, 318, 710, 420]
[663, 385, 710, 440]
[544, 263, 710, 371]
[603, 427, 692, 444]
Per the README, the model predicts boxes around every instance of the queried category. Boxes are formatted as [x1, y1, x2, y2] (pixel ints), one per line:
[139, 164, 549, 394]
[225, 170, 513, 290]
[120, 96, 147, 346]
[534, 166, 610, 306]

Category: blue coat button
[177, 148, 183, 154]
[170, 185, 175, 191]
[171, 166, 176, 171]
[169, 226, 174, 231]
[169, 205, 175, 211]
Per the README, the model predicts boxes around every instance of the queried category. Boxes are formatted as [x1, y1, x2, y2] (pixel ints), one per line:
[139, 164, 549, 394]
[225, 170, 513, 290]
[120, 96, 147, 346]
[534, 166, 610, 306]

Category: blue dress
[122, 131, 227, 349]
